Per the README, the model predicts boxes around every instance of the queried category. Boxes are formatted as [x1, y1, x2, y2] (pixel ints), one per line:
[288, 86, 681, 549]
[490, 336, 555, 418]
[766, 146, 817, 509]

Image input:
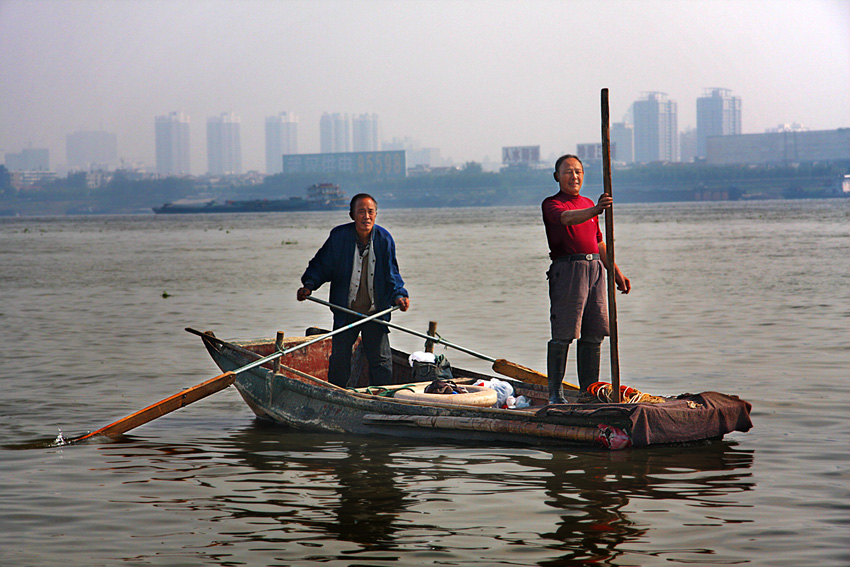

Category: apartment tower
[633, 92, 679, 163]
[352, 113, 380, 152]
[207, 112, 242, 175]
[154, 112, 191, 176]
[696, 88, 742, 159]
[320, 113, 351, 153]
[265, 112, 299, 174]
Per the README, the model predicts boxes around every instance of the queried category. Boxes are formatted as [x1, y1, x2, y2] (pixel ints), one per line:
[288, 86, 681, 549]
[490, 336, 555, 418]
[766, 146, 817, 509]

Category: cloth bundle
[408, 351, 454, 383]
[423, 379, 469, 395]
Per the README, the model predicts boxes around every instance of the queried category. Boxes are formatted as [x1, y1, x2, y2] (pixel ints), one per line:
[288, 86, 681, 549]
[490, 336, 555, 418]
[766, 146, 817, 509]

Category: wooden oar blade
[71, 371, 236, 444]
[492, 359, 579, 391]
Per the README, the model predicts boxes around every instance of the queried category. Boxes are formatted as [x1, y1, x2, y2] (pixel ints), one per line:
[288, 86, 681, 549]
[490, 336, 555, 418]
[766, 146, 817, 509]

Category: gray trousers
[548, 258, 609, 342]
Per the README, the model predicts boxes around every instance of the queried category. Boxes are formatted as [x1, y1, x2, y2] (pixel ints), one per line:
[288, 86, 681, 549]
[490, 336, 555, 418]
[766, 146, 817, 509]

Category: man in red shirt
[542, 154, 631, 403]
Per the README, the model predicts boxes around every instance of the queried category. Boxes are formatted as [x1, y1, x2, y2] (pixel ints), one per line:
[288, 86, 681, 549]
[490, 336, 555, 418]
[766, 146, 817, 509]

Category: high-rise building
[207, 112, 242, 175]
[66, 130, 118, 170]
[320, 113, 351, 153]
[265, 112, 299, 174]
[4, 147, 50, 171]
[611, 122, 634, 163]
[155, 112, 191, 176]
[633, 92, 679, 163]
[352, 113, 380, 152]
[696, 88, 741, 159]
[680, 127, 698, 163]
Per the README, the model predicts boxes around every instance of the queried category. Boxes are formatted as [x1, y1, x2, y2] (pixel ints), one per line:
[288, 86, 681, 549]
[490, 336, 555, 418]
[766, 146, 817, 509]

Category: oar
[304, 295, 578, 390]
[70, 304, 400, 444]
[69, 372, 238, 444]
[601, 87, 621, 402]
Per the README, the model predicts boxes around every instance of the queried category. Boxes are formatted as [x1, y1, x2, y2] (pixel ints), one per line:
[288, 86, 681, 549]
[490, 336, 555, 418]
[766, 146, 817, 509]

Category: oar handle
[305, 295, 496, 363]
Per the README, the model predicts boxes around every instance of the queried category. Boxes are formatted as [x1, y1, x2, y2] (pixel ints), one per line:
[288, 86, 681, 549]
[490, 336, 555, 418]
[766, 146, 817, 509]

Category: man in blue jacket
[297, 193, 410, 387]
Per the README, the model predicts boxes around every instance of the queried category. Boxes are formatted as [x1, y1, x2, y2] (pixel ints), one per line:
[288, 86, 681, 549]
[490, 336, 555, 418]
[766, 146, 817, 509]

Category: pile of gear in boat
[352, 351, 668, 409]
[409, 351, 532, 408]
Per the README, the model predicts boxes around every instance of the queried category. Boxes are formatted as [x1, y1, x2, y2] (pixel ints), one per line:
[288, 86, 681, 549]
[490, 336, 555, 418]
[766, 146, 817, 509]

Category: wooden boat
[196, 329, 752, 450]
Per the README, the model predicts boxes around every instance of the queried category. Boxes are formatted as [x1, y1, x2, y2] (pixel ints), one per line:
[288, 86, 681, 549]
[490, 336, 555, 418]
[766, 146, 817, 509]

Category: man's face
[557, 158, 584, 196]
[352, 197, 378, 236]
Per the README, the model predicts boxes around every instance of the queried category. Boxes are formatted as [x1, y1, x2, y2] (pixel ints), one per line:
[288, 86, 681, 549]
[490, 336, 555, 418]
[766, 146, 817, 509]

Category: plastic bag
[500, 395, 531, 409]
[513, 395, 531, 408]
[473, 377, 514, 408]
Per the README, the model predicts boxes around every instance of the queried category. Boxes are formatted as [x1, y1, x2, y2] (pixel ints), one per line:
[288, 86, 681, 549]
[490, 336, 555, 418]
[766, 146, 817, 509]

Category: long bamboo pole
[601, 88, 621, 403]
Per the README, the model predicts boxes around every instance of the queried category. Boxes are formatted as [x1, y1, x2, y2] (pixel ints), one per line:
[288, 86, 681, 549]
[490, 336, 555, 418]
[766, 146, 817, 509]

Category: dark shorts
[548, 259, 609, 341]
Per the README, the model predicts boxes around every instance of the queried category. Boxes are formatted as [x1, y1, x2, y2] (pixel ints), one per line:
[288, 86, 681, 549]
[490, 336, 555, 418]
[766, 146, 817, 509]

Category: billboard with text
[502, 145, 540, 165]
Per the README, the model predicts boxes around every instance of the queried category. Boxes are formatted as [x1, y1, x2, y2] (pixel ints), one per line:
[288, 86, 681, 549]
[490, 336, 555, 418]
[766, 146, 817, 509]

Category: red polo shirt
[542, 192, 602, 260]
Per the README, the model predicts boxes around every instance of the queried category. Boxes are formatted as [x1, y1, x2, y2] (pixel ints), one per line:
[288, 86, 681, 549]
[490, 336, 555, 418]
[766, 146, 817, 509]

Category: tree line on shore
[1, 160, 847, 216]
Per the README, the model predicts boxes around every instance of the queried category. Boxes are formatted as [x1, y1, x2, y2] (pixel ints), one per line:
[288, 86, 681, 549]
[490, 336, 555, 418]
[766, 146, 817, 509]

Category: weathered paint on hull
[202, 334, 630, 448]
[198, 332, 751, 450]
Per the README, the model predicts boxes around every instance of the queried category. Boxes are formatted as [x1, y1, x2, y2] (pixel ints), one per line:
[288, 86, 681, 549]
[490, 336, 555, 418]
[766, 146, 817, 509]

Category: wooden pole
[424, 321, 438, 353]
[273, 331, 284, 373]
[601, 88, 621, 403]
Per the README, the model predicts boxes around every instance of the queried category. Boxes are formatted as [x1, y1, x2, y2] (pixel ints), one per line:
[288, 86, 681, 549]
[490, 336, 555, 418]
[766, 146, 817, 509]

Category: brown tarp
[537, 391, 753, 447]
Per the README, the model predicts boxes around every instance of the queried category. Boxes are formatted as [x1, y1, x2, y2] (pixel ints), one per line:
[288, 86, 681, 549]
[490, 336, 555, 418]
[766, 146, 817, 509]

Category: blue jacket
[301, 223, 408, 328]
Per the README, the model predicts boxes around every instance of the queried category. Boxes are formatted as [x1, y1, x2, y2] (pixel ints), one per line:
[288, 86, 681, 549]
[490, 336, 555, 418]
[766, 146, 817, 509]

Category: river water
[1, 199, 848, 566]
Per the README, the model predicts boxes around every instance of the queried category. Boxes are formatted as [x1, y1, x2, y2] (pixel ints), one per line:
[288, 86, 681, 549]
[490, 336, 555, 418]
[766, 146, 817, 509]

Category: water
[1, 200, 848, 566]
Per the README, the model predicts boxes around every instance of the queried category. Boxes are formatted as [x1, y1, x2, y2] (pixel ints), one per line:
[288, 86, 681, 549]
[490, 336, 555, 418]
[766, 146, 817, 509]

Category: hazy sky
[2, 0, 848, 174]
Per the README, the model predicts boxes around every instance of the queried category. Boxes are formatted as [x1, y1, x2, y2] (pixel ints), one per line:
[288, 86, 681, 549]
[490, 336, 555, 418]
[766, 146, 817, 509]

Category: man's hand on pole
[296, 287, 312, 301]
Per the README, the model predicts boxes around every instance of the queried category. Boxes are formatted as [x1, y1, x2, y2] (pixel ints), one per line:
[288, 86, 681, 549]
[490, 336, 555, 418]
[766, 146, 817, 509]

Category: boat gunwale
[200, 333, 634, 430]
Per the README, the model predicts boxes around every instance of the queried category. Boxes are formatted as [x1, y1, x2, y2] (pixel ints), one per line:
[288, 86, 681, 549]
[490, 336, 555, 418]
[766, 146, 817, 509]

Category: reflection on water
[90, 422, 753, 565]
[225, 422, 411, 549]
[529, 446, 754, 565]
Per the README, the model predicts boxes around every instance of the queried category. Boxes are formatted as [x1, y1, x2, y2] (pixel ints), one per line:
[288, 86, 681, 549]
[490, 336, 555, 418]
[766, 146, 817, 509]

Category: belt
[554, 253, 600, 262]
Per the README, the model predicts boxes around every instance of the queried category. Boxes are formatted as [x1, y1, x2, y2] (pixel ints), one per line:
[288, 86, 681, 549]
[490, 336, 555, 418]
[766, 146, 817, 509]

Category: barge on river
[153, 183, 346, 214]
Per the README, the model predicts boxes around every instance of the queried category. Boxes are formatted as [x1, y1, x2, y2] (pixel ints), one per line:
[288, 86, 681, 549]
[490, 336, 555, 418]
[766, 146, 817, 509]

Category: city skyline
[2, 0, 848, 174]
[7, 97, 850, 175]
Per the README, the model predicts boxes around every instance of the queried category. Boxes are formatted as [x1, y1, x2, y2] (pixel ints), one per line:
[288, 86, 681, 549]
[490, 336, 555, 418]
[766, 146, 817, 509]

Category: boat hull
[197, 331, 752, 450]
[152, 200, 344, 214]
[153, 183, 347, 214]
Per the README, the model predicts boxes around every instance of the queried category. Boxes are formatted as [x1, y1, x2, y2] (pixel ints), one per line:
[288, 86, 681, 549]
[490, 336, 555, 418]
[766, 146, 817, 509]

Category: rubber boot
[576, 338, 602, 391]
[546, 340, 570, 404]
